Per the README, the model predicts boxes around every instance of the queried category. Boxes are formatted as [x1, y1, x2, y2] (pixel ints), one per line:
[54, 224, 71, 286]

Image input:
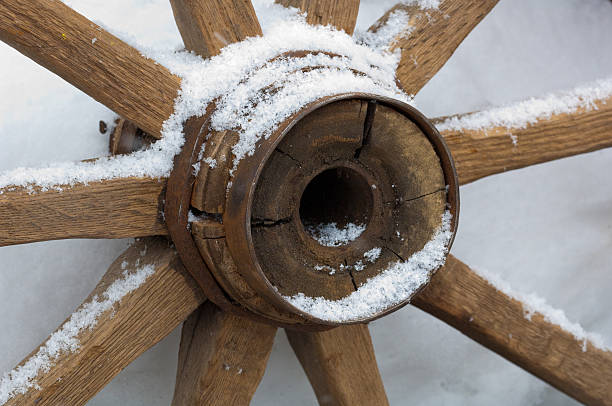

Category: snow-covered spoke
[0, 0, 180, 138]
[365, 0, 498, 95]
[286, 324, 389, 406]
[437, 87, 612, 185]
[0, 238, 205, 406]
[170, 0, 262, 59]
[0, 177, 167, 247]
[275, 0, 360, 34]
[172, 302, 277, 405]
[412, 255, 612, 406]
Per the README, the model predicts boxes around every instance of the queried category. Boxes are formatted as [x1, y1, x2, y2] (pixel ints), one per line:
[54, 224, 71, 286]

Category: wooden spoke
[170, 0, 262, 59]
[438, 94, 612, 185]
[286, 324, 389, 406]
[0, 0, 180, 137]
[3, 237, 205, 406]
[172, 302, 277, 405]
[0, 177, 167, 247]
[412, 255, 612, 406]
[368, 0, 498, 94]
[275, 0, 360, 34]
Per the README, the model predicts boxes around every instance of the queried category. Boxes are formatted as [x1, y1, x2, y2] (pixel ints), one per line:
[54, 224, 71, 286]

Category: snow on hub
[167, 94, 460, 328]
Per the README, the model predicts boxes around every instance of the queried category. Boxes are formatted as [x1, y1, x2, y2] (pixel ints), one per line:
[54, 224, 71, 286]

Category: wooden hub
[182, 94, 459, 327]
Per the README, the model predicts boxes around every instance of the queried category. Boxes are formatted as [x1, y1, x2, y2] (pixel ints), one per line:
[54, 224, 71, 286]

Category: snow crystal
[437, 76, 612, 133]
[363, 247, 382, 262]
[203, 157, 217, 169]
[0, 19, 407, 193]
[474, 267, 611, 352]
[306, 222, 366, 247]
[0, 264, 155, 404]
[285, 211, 452, 322]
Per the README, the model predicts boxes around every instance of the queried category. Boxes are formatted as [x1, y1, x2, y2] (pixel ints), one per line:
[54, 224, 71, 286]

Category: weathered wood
[286, 324, 389, 406]
[0, 177, 168, 247]
[0, 0, 180, 137]
[412, 255, 612, 406]
[276, 0, 360, 34]
[4, 238, 205, 406]
[170, 0, 262, 58]
[438, 95, 612, 185]
[171, 302, 277, 406]
[368, 0, 498, 94]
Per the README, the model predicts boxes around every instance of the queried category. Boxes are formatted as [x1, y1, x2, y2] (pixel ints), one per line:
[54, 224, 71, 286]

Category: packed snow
[1, 0, 612, 405]
[0, 262, 155, 405]
[286, 211, 452, 322]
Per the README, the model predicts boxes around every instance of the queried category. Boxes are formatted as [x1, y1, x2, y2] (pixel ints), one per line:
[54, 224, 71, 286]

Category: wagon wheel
[1, 0, 611, 405]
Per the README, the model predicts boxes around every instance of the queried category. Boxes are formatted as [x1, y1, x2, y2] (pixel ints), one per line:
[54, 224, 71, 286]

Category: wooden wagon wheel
[1, 0, 612, 405]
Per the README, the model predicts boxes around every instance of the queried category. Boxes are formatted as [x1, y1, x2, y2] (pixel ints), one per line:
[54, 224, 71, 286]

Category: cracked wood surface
[286, 323, 389, 406]
[4, 238, 205, 406]
[170, 0, 262, 59]
[368, 0, 499, 95]
[0, 0, 180, 137]
[413, 255, 612, 406]
[438, 94, 612, 185]
[0, 177, 168, 247]
[275, 0, 360, 34]
[171, 301, 277, 406]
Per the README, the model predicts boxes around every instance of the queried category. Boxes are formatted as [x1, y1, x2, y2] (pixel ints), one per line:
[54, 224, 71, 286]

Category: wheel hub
[164, 58, 459, 329]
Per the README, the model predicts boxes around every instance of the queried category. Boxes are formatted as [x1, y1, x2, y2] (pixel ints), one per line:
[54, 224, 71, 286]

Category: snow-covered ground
[1, 0, 611, 404]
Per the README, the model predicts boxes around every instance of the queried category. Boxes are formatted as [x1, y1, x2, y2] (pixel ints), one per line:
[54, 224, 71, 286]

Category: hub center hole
[299, 167, 374, 247]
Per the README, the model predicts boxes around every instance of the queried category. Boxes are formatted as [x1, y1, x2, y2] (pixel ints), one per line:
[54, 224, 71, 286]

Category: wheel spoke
[172, 302, 277, 405]
[275, 0, 360, 34]
[367, 0, 498, 94]
[286, 324, 389, 406]
[0, 177, 167, 247]
[0, 238, 205, 406]
[170, 0, 262, 58]
[412, 255, 612, 406]
[0, 0, 180, 137]
[437, 94, 612, 185]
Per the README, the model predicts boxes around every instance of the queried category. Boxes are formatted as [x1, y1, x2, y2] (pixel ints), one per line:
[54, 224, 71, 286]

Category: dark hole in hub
[299, 167, 374, 240]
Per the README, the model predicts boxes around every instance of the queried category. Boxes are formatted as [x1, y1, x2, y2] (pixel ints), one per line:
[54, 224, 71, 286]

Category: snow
[364, 247, 382, 262]
[0, 11, 406, 192]
[437, 76, 612, 132]
[1, 0, 612, 405]
[306, 222, 366, 247]
[474, 267, 610, 352]
[285, 211, 452, 322]
[356, 8, 412, 52]
[0, 262, 155, 404]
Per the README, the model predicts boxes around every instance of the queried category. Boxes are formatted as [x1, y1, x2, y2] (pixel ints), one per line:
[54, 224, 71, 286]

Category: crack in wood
[383, 187, 446, 207]
[354, 100, 377, 159]
[275, 147, 303, 167]
[251, 217, 292, 228]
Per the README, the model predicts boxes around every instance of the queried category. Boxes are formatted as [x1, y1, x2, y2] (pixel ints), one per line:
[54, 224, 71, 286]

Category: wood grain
[437, 95, 612, 185]
[286, 324, 389, 406]
[170, 0, 262, 58]
[4, 238, 205, 406]
[0, 0, 180, 137]
[0, 177, 168, 247]
[172, 302, 277, 405]
[368, 0, 498, 94]
[276, 0, 360, 34]
[412, 255, 612, 406]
